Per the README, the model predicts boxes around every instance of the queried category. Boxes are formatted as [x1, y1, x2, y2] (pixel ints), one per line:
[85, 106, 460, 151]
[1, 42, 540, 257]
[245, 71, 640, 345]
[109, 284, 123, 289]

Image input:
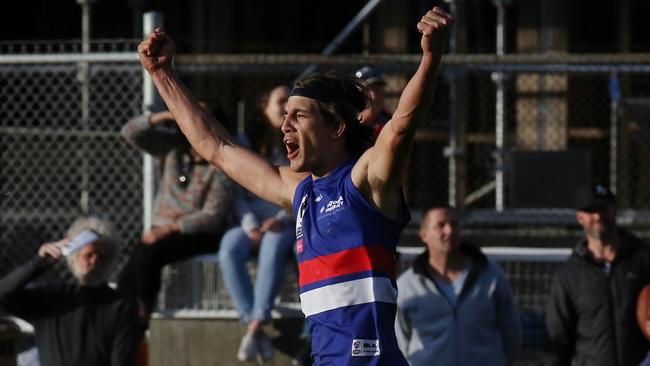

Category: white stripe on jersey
[300, 277, 397, 317]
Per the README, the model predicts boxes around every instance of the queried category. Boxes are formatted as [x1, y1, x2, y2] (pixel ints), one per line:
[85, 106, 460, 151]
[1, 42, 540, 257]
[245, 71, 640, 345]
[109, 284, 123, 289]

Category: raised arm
[352, 7, 453, 218]
[120, 112, 181, 156]
[138, 30, 304, 208]
[0, 240, 66, 318]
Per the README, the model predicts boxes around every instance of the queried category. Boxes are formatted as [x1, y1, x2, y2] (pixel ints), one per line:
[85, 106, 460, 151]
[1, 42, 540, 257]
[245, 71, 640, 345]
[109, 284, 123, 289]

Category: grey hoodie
[395, 243, 521, 366]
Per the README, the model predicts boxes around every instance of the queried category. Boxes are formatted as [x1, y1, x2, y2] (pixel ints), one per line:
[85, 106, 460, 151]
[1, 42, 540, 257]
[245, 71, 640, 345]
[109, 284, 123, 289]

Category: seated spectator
[0, 216, 143, 366]
[117, 102, 233, 326]
[395, 206, 521, 366]
[218, 85, 295, 362]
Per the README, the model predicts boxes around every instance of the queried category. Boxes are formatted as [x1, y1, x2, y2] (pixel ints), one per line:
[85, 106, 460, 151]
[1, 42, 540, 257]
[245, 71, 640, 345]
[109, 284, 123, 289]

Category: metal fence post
[492, 0, 510, 212]
[142, 11, 163, 232]
[77, 0, 94, 214]
[445, 0, 465, 209]
[609, 72, 621, 194]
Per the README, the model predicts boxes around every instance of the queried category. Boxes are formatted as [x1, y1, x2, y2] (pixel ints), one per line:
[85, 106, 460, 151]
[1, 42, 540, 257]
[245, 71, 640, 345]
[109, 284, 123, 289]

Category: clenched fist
[417, 7, 454, 57]
[138, 27, 176, 74]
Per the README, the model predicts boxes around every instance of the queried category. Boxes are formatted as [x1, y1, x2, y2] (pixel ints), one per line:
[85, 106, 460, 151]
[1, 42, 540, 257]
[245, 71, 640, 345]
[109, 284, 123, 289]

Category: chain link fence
[0, 42, 143, 282]
[2, 41, 650, 362]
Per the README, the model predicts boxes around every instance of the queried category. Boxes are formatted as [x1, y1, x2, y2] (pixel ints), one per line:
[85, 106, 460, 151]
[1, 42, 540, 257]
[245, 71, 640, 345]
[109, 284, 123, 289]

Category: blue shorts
[308, 302, 409, 366]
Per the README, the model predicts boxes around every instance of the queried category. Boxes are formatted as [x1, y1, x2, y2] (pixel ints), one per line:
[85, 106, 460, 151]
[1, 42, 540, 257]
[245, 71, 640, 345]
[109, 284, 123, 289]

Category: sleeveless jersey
[292, 159, 410, 365]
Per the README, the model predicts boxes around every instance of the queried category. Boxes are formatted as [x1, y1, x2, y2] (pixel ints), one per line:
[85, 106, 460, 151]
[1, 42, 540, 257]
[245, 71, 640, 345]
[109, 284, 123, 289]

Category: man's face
[70, 242, 106, 286]
[282, 96, 335, 174]
[576, 204, 617, 241]
[420, 208, 461, 256]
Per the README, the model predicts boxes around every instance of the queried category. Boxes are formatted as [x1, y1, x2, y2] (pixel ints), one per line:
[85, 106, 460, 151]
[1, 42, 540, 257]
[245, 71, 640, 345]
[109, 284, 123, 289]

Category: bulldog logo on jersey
[296, 194, 308, 239]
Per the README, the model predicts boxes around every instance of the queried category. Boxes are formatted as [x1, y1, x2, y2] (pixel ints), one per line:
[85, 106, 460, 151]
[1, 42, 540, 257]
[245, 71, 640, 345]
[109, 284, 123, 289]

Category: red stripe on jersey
[298, 245, 396, 287]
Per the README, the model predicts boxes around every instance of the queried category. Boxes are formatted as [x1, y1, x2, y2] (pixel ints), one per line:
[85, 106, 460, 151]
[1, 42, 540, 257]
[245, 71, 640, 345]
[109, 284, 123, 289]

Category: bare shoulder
[278, 165, 310, 208]
[351, 148, 373, 193]
[351, 146, 405, 220]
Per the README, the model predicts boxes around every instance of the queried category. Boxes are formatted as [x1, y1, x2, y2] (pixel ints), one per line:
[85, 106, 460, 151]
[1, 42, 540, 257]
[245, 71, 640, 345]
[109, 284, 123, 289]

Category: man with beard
[546, 184, 650, 366]
[0, 217, 143, 366]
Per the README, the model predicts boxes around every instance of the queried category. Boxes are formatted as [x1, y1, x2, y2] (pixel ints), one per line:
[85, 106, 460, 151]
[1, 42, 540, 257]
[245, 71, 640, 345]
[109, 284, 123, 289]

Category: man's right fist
[138, 27, 176, 74]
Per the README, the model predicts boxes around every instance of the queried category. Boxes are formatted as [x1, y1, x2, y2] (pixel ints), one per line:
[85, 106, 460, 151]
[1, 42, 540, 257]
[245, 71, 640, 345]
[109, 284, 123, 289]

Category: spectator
[355, 65, 392, 136]
[546, 184, 650, 366]
[395, 206, 521, 365]
[218, 85, 295, 362]
[240, 85, 290, 166]
[0, 216, 143, 366]
[117, 102, 233, 326]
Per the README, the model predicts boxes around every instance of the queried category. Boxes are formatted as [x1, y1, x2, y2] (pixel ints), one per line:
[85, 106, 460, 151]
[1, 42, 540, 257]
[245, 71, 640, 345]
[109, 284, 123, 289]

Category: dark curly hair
[294, 72, 375, 157]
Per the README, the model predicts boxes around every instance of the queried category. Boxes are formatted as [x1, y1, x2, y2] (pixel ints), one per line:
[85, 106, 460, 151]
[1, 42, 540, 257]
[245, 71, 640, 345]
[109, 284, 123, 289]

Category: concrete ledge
[149, 316, 306, 366]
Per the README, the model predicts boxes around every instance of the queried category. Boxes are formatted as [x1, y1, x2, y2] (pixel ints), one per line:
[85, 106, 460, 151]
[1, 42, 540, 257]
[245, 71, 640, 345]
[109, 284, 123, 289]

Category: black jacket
[0, 257, 143, 366]
[546, 229, 650, 366]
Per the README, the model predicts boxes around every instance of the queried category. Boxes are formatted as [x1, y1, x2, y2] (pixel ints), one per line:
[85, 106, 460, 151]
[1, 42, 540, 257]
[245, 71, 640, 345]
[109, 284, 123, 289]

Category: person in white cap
[0, 216, 143, 366]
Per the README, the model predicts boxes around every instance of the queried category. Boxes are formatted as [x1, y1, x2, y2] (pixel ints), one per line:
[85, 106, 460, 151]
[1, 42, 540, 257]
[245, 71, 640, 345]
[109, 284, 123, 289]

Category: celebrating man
[137, 7, 453, 365]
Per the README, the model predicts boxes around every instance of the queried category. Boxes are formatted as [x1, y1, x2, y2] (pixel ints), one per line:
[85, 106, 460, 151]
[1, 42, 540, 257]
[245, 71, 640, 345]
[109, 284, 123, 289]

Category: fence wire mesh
[2, 42, 650, 363]
[1, 57, 144, 282]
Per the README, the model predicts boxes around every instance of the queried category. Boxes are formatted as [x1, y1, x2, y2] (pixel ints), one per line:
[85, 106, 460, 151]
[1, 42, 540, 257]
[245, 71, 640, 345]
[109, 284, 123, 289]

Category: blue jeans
[218, 226, 295, 323]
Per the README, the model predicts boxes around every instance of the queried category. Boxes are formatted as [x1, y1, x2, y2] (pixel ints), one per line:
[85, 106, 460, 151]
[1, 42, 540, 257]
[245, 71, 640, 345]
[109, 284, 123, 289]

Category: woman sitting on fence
[217, 85, 296, 362]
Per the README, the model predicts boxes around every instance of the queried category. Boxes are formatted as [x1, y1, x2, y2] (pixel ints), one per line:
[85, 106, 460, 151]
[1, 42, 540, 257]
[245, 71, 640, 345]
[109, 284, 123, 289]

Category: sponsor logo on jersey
[351, 339, 380, 357]
[318, 195, 345, 219]
[325, 196, 344, 212]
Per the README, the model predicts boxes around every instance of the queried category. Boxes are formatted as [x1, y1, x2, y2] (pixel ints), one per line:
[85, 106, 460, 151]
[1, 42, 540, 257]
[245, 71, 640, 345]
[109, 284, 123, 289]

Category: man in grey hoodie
[395, 206, 521, 365]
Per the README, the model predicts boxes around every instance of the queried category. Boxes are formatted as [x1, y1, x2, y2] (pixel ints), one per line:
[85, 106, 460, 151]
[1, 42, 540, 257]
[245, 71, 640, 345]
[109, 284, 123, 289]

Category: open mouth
[284, 138, 299, 160]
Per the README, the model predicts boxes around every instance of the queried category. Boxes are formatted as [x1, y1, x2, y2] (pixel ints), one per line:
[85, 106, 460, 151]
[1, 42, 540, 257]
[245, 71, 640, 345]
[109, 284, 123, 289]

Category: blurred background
[1, 0, 650, 365]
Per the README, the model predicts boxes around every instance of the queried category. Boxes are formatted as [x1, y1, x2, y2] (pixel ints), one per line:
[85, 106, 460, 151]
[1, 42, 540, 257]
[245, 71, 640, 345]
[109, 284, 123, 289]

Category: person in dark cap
[355, 66, 392, 136]
[546, 183, 650, 366]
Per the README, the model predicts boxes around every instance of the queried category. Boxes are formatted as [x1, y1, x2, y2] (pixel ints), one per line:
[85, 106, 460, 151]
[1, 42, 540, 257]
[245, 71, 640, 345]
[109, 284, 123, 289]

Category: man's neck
[428, 250, 466, 283]
[586, 234, 619, 263]
[311, 150, 352, 179]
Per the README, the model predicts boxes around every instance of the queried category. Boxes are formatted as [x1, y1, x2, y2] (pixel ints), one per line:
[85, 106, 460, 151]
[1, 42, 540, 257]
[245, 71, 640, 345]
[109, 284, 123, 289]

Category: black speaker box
[509, 151, 592, 208]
